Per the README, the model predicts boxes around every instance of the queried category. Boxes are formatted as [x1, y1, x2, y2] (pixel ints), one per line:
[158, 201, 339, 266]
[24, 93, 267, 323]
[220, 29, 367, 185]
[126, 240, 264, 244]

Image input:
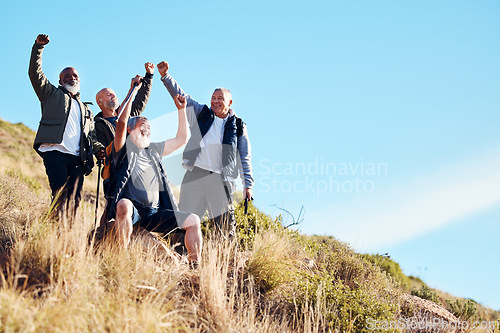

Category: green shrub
[293, 273, 399, 332]
[363, 254, 413, 290]
[235, 200, 283, 250]
[245, 232, 402, 332]
[446, 298, 477, 321]
[411, 284, 440, 304]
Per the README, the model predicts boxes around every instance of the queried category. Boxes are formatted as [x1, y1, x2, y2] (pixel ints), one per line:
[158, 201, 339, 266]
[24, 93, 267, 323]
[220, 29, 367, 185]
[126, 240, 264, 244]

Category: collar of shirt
[216, 108, 234, 123]
[105, 116, 118, 126]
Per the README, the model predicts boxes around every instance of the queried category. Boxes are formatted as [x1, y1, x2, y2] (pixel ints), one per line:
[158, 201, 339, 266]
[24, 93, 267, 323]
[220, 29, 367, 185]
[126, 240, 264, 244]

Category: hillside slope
[0, 118, 498, 333]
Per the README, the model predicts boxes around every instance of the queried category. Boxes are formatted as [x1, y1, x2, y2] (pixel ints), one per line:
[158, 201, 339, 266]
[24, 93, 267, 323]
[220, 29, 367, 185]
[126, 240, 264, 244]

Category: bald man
[94, 62, 154, 154]
[28, 34, 97, 217]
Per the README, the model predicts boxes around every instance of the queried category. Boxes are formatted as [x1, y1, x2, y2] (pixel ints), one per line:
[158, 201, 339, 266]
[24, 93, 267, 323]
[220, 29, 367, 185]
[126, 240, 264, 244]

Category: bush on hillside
[235, 199, 284, 250]
[411, 284, 440, 304]
[446, 298, 477, 322]
[362, 253, 413, 290]
[239, 216, 403, 332]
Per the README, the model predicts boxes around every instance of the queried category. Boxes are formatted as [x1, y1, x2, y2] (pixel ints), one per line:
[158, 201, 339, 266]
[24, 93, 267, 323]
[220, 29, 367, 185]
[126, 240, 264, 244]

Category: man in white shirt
[157, 61, 254, 239]
[29, 34, 96, 217]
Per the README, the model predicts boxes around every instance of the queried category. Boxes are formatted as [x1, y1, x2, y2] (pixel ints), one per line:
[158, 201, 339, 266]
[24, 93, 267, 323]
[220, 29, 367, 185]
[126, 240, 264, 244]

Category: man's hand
[145, 62, 155, 74]
[244, 187, 253, 201]
[36, 34, 50, 45]
[131, 75, 143, 89]
[157, 61, 169, 77]
[96, 147, 106, 161]
[174, 94, 187, 110]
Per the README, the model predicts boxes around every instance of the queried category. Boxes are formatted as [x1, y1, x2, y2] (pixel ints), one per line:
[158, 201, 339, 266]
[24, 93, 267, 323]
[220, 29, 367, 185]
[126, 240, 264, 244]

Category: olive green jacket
[28, 42, 100, 173]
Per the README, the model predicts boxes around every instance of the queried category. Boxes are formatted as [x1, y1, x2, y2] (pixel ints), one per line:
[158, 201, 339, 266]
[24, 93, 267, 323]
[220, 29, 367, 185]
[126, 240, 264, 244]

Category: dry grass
[1, 119, 498, 332]
[0, 166, 310, 332]
[0, 118, 300, 332]
[0, 193, 307, 332]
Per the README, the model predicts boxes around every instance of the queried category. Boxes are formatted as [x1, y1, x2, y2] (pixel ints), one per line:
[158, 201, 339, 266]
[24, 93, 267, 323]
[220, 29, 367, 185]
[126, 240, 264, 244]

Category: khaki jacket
[28, 42, 97, 173]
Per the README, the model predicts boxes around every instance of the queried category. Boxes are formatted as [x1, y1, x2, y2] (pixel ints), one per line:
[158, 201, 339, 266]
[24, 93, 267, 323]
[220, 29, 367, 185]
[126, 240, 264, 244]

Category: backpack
[101, 142, 116, 199]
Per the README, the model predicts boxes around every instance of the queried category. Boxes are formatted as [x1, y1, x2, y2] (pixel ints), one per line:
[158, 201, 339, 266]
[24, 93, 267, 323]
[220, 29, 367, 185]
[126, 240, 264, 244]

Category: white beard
[130, 130, 151, 148]
[135, 135, 151, 148]
[63, 82, 80, 95]
[105, 99, 119, 110]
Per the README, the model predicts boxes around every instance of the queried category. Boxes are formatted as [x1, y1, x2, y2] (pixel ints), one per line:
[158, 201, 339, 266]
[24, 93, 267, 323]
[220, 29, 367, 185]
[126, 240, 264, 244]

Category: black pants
[42, 150, 84, 217]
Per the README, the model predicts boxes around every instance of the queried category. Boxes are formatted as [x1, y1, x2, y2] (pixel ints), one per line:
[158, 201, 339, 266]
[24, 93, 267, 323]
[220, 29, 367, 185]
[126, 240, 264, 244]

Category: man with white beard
[29, 34, 97, 217]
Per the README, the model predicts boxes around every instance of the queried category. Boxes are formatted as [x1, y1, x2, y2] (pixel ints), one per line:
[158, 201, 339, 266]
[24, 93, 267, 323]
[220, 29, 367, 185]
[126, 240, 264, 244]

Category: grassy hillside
[0, 118, 498, 332]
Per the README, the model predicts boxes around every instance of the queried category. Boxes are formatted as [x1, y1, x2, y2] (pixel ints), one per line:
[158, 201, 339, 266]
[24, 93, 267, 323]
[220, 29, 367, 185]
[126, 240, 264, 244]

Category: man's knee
[183, 214, 201, 230]
[115, 199, 134, 228]
[114, 200, 133, 239]
[116, 199, 133, 220]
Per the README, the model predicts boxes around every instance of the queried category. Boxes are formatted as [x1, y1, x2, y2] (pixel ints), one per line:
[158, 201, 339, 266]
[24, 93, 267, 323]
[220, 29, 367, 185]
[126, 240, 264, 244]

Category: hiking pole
[116, 80, 141, 119]
[244, 197, 249, 215]
[94, 159, 102, 227]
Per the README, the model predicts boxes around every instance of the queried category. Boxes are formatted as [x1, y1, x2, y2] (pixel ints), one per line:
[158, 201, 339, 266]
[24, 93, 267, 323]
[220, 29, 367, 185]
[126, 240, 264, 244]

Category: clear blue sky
[1, 0, 499, 310]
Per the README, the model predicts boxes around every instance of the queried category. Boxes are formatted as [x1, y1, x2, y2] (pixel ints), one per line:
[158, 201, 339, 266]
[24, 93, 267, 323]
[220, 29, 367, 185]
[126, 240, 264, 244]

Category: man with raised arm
[157, 61, 254, 239]
[106, 77, 202, 263]
[94, 62, 155, 151]
[28, 34, 96, 216]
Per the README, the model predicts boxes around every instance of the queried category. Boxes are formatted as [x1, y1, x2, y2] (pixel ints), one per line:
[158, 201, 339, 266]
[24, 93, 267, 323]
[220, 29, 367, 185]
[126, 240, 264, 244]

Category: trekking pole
[244, 197, 249, 215]
[94, 159, 102, 227]
[116, 80, 140, 119]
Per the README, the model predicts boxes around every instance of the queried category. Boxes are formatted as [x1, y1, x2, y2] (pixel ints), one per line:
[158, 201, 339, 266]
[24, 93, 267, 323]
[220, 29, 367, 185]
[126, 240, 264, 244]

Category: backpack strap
[236, 117, 245, 137]
[102, 142, 114, 181]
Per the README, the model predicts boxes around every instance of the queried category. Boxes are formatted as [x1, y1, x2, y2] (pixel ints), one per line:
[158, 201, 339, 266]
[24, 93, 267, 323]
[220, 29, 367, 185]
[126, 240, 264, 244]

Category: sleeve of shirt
[28, 42, 56, 102]
[237, 124, 254, 189]
[131, 72, 153, 117]
[160, 73, 206, 127]
[150, 141, 165, 158]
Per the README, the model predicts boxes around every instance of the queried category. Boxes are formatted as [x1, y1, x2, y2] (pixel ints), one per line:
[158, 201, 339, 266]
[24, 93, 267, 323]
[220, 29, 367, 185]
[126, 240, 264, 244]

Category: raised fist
[131, 75, 143, 89]
[36, 34, 50, 45]
[157, 61, 169, 77]
[145, 62, 155, 74]
[174, 94, 187, 110]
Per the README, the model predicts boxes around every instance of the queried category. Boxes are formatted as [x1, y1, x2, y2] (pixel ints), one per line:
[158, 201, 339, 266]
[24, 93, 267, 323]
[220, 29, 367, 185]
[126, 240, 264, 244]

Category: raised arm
[114, 77, 142, 153]
[157, 61, 205, 125]
[162, 94, 189, 157]
[28, 34, 55, 102]
[130, 62, 155, 117]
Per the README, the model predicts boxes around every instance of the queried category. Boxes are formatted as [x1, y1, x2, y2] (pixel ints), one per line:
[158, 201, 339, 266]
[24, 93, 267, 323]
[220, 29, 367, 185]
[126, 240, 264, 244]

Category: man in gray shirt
[107, 77, 202, 263]
[157, 61, 254, 238]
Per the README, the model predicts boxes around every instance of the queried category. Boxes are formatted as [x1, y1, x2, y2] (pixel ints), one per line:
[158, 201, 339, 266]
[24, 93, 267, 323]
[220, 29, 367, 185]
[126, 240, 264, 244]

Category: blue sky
[1, 0, 499, 309]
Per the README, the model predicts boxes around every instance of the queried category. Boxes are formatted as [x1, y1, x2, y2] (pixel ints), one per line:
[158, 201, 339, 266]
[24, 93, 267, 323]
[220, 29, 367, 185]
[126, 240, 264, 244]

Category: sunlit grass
[0, 118, 498, 332]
